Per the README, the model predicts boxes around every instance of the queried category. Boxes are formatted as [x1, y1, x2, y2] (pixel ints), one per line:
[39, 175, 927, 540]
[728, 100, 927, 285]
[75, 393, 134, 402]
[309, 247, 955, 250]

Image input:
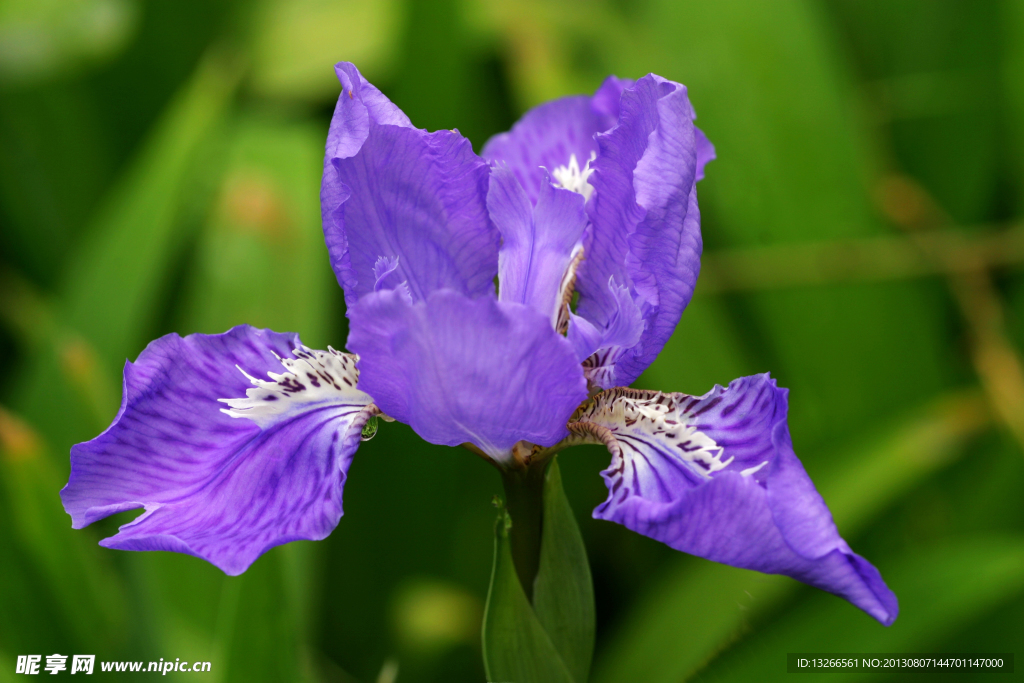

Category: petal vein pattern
[569, 374, 898, 625]
[60, 326, 376, 576]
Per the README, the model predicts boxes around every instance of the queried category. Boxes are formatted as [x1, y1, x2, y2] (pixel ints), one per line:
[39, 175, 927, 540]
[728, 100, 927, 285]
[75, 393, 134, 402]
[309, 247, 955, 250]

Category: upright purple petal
[346, 290, 587, 464]
[488, 165, 588, 326]
[61, 326, 376, 576]
[615, 185, 702, 384]
[590, 75, 632, 125]
[567, 279, 644, 362]
[326, 62, 412, 162]
[322, 62, 498, 306]
[695, 127, 716, 182]
[570, 374, 898, 625]
[481, 76, 629, 205]
[575, 74, 704, 388]
[486, 72, 711, 388]
[568, 279, 644, 383]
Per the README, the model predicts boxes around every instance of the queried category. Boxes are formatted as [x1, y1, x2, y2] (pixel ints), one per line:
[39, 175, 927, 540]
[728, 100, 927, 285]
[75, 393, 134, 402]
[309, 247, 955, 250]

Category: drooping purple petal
[322, 62, 498, 306]
[488, 165, 588, 326]
[570, 374, 898, 625]
[346, 289, 587, 464]
[481, 75, 630, 204]
[61, 326, 376, 576]
[575, 74, 706, 388]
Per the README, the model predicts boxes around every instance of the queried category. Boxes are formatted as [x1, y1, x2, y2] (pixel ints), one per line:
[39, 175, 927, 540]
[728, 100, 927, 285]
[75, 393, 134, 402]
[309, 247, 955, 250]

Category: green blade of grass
[533, 458, 596, 683]
[483, 507, 577, 683]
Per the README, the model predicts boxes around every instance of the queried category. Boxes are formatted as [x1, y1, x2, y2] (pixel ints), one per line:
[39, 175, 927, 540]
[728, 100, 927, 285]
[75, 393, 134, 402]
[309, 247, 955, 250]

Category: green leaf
[61, 48, 241, 367]
[482, 507, 576, 683]
[220, 555, 306, 683]
[533, 457, 596, 683]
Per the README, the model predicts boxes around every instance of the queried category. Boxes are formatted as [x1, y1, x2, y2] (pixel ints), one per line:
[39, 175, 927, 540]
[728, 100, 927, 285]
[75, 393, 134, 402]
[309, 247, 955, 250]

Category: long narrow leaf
[483, 508, 576, 683]
[533, 458, 596, 683]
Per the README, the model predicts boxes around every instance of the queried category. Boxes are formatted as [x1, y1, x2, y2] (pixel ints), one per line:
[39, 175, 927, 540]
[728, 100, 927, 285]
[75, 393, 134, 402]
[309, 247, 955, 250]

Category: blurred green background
[1, 0, 1022, 680]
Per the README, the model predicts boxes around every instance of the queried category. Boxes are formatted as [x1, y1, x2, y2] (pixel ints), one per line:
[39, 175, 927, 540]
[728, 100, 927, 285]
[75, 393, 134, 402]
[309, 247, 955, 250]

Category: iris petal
[322, 62, 498, 306]
[481, 78, 625, 204]
[489, 165, 588, 326]
[576, 74, 706, 387]
[346, 290, 588, 464]
[615, 184, 702, 385]
[695, 127, 716, 182]
[569, 374, 898, 625]
[568, 278, 645, 385]
[325, 62, 412, 163]
[60, 326, 375, 576]
[485, 72, 712, 388]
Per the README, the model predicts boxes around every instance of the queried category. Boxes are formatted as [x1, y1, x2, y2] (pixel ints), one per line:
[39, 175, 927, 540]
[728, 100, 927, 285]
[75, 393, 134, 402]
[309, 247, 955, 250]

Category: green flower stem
[500, 459, 548, 600]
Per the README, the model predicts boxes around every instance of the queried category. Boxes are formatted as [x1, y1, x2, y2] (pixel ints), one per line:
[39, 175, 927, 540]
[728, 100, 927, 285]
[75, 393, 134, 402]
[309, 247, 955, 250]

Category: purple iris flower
[61, 62, 897, 626]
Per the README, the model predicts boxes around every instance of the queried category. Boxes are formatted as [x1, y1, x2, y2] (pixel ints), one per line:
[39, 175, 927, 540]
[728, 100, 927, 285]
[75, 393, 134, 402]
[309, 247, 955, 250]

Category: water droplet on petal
[361, 415, 379, 441]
